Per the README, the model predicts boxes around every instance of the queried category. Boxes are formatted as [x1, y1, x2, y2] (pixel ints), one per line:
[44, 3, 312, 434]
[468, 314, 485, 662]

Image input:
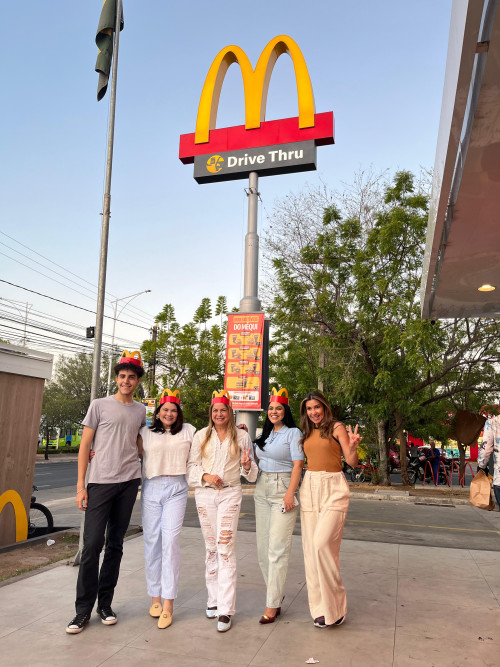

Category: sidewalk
[0, 527, 499, 666]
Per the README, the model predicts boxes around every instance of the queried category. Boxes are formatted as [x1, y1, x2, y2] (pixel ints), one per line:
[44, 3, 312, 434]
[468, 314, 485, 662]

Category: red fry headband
[119, 349, 143, 368]
[211, 390, 231, 405]
[270, 387, 289, 405]
[159, 389, 180, 406]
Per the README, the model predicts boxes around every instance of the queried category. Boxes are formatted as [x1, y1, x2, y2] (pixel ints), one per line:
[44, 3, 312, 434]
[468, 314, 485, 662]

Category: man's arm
[76, 426, 95, 511]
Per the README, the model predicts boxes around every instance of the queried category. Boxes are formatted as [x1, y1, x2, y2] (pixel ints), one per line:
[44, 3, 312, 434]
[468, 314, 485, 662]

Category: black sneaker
[333, 615, 345, 626]
[313, 616, 328, 628]
[96, 606, 117, 625]
[66, 612, 91, 634]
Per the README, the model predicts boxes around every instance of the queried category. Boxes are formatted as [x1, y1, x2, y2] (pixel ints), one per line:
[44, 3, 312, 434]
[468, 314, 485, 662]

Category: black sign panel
[193, 141, 317, 184]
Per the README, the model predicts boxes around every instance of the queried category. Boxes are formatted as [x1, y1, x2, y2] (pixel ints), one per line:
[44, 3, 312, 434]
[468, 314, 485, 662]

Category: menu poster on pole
[224, 313, 265, 410]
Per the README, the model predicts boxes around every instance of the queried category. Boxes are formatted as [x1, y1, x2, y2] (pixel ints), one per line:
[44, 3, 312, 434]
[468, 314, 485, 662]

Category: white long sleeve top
[187, 426, 258, 488]
[140, 423, 196, 479]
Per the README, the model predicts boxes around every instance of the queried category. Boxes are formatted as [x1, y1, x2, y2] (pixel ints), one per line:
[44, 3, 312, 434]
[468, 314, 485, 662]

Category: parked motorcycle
[350, 459, 377, 483]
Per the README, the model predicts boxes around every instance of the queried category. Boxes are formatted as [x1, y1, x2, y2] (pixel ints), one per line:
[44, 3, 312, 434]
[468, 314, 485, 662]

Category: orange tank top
[303, 426, 343, 472]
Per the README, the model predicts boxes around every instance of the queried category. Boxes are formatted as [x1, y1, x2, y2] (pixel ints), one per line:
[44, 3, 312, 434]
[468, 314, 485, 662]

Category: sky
[0, 0, 452, 361]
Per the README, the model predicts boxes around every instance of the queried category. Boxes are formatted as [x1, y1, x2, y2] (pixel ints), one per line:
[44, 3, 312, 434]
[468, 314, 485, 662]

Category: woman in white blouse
[187, 390, 258, 633]
[140, 389, 195, 630]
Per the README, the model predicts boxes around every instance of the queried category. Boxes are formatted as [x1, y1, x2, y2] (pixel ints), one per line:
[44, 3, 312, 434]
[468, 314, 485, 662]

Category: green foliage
[264, 170, 500, 482]
[141, 297, 231, 429]
[39, 353, 110, 459]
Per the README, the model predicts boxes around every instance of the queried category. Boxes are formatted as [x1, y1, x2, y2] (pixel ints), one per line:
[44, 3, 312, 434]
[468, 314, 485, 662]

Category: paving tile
[127, 604, 272, 664]
[399, 544, 474, 562]
[396, 600, 500, 645]
[0, 628, 123, 667]
[99, 645, 247, 666]
[394, 630, 498, 666]
[397, 574, 496, 609]
[25, 598, 156, 642]
[249, 620, 395, 667]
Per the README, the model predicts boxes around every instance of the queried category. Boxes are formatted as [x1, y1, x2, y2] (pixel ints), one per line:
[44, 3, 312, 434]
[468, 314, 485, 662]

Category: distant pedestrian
[187, 390, 258, 633]
[140, 389, 195, 629]
[299, 391, 361, 629]
[66, 350, 146, 634]
[429, 440, 441, 485]
[477, 414, 500, 507]
[253, 387, 303, 624]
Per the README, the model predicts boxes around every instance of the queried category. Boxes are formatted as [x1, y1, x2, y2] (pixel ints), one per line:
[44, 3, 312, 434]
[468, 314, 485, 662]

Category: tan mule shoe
[149, 603, 162, 618]
[158, 610, 172, 629]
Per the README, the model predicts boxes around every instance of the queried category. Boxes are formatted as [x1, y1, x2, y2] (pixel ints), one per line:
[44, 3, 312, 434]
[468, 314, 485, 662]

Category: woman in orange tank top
[299, 391, 361, 629]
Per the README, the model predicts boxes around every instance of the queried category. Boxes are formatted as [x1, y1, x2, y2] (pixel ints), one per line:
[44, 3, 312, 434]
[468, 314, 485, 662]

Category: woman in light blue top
[253, 387, 304, 624]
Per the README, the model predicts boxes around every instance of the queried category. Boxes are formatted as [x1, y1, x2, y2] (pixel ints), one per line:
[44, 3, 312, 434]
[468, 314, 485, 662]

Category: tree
[40, 384, 79, 460]
[39, 353, 110, 458]
[264, 171, 500, 485]
[141, 298, 231, 428]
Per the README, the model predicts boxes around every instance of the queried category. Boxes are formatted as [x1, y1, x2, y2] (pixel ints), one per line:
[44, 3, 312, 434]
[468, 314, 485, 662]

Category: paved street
[33, 459, 500, 552]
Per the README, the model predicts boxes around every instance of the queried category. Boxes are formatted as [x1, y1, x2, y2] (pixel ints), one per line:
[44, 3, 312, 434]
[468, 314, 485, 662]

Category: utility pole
[90, 0, 122, 404]
[76, 1, 122, 566]
[149, 324, 158, 393]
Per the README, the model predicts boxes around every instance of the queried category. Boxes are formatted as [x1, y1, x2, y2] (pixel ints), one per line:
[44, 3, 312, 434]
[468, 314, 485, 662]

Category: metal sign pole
[237, 171, 261, 440]
[75, 0, 122, 566]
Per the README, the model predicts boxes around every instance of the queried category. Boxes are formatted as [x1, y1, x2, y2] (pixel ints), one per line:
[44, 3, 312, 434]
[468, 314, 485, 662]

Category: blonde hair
[200, 402, 239, 459]
[299, 391, 337, 445]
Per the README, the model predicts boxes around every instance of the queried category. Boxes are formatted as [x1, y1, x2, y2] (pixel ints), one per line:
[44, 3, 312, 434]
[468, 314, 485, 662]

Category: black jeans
[75, 478, 140, 614]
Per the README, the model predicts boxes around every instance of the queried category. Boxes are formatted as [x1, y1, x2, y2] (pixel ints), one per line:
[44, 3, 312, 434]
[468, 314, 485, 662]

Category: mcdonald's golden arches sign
[179, 35, 334, 182]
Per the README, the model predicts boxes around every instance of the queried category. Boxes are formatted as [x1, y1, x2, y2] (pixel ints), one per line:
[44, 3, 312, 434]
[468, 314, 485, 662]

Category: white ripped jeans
[195, 485, 242, 616]
[141, 475, 188, 600]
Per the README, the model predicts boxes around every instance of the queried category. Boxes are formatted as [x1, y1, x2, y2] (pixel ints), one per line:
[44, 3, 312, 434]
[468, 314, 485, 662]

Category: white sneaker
[217, 615, 232, 632]
[206, 606, 218, 619]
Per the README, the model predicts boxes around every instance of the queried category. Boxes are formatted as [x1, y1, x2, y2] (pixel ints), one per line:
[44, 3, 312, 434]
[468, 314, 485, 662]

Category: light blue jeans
[254, 471, 298, 608]
[141, 475, 188, 599]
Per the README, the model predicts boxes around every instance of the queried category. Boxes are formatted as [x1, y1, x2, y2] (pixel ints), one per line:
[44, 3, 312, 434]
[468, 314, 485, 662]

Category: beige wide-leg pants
[300, 470, 349, 625]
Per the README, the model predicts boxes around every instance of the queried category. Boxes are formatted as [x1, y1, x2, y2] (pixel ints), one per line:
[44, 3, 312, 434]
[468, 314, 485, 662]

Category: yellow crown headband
[211, 389, 231, 405]
[119, 349, 143, 368]
[270, 387, 289, 405]
[159, 389, 180, 406]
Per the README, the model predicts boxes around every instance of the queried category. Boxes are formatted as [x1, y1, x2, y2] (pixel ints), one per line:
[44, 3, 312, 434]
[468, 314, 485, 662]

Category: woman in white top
[187, 390, 258, 633]
[140, 389, 195, 630]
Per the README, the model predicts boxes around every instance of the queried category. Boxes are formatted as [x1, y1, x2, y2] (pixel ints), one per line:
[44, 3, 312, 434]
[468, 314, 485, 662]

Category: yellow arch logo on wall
[206, 155, 224, 173]
[195, 34, 315, 145]
[0, 490, 28, 542]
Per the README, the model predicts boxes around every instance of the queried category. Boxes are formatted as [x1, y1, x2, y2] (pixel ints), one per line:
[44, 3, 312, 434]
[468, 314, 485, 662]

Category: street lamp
[106, 289, 151, 395]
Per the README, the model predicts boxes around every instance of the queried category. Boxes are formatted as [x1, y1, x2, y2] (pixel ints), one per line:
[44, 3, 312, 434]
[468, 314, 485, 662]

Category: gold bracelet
[76, 488, 86, 494]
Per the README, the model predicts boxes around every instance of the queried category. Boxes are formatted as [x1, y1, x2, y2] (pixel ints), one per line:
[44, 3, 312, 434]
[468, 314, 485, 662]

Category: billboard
[225, 313, 267, 410]
[179, 35, 334, 170]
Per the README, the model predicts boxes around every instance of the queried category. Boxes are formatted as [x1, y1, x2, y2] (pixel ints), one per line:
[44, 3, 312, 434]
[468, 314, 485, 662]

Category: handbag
[470, 469, 495, 511]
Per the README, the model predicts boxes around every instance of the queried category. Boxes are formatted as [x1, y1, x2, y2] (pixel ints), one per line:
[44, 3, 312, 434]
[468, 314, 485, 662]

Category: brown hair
[299, 391, 337, 445]
[200, 402, 239, 459]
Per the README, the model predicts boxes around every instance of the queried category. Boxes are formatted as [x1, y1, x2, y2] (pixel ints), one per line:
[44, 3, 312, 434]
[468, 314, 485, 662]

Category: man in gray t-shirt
[67, 351, 146, 635]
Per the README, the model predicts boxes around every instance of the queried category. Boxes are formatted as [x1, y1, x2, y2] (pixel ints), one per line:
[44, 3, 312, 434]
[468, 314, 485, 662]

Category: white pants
[195, 485, 242, 616]
[141, 475, 188, 599]
[254, 471, 298, 608]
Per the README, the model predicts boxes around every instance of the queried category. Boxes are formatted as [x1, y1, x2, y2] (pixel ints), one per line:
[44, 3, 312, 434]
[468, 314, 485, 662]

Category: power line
[0, 229, 156, 322]
[0, 279, 151, 330]
[0, 309, 142, 350]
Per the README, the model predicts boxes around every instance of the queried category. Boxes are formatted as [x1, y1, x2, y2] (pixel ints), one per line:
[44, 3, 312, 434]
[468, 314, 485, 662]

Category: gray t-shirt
[83, 395, 146, 484]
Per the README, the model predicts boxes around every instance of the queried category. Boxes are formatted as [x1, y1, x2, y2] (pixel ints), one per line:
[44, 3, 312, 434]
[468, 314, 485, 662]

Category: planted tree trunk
[377, 419, 391, 486]
[44, 425, 49, 461]
[395, 412, 409, 485]
[457, 440, 466, 480]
